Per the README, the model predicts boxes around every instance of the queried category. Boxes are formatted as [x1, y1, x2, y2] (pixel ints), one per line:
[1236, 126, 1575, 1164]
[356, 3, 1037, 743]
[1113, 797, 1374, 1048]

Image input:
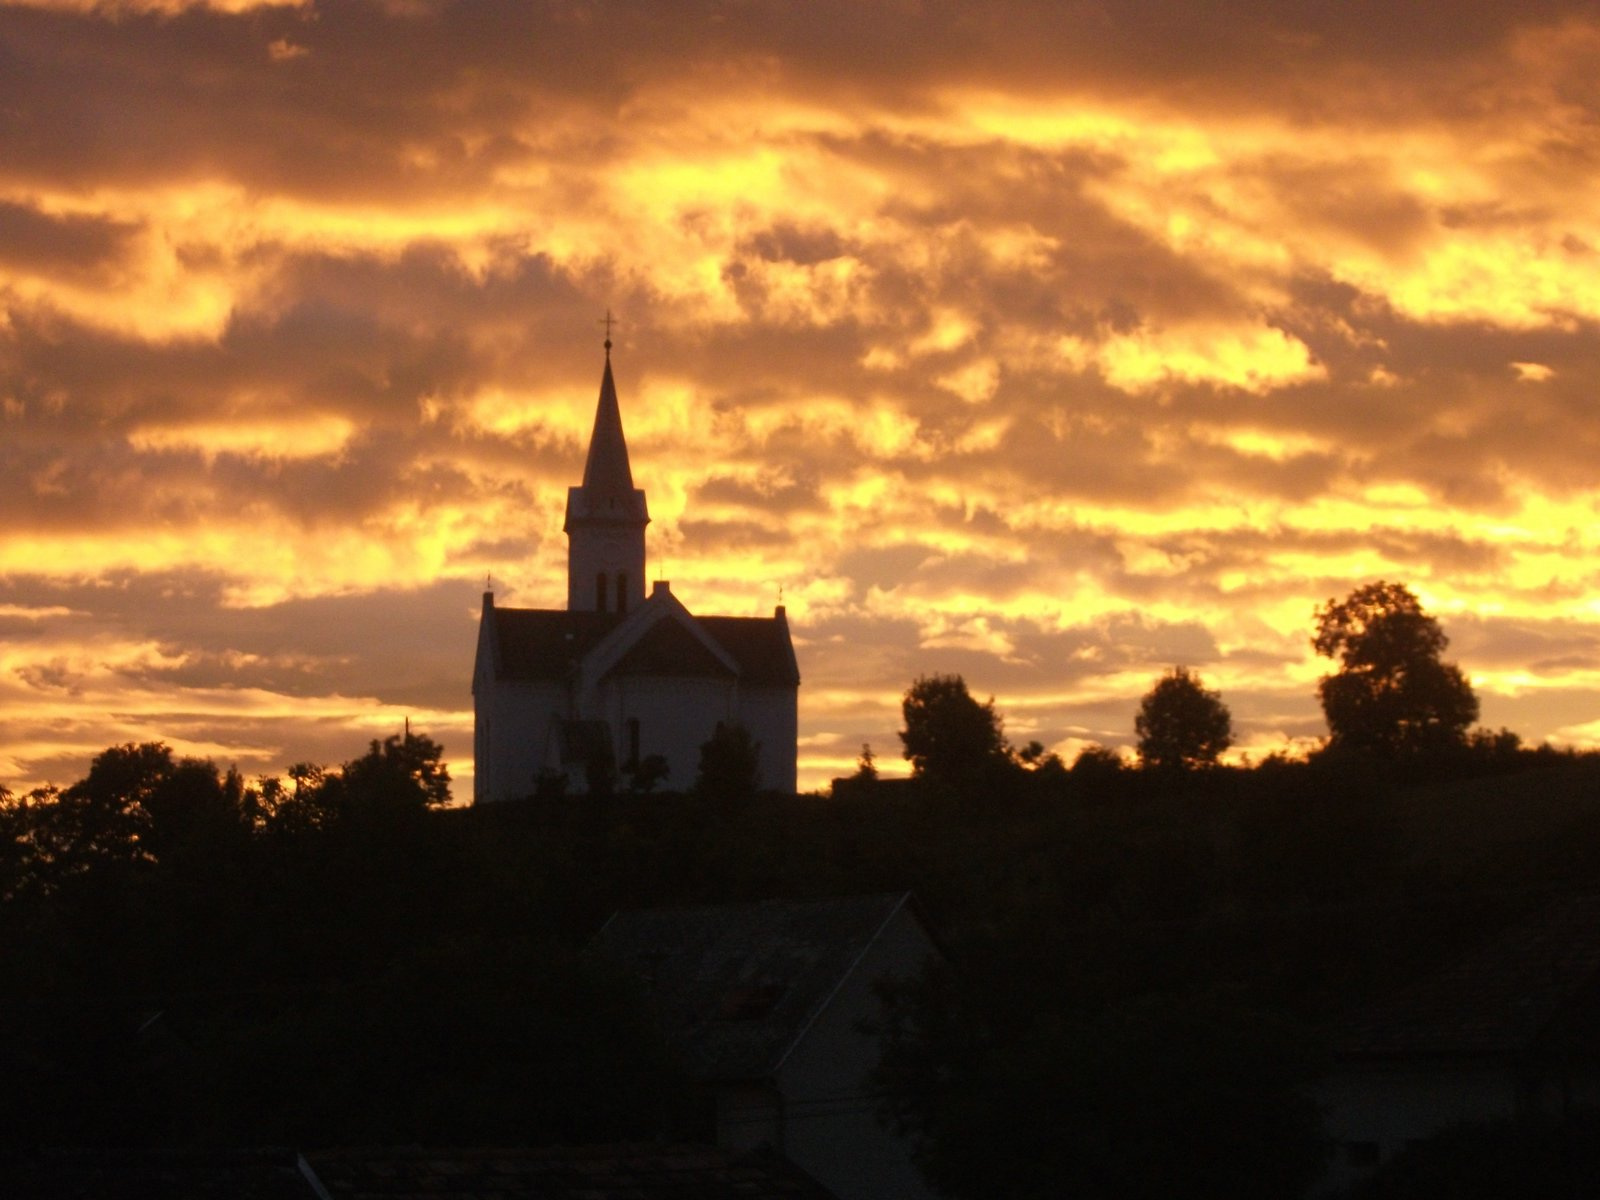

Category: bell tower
[564, 337, 648, 613]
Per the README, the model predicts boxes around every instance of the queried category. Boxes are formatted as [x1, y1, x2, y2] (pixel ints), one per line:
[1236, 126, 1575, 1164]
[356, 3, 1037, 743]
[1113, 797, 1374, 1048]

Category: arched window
[595, 572, 608, 611]
[616, 571, 629, 614]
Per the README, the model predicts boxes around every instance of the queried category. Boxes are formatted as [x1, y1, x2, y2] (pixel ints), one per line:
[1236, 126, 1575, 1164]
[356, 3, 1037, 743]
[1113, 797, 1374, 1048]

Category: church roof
[309, 1145, 842, 1200]
[582, 356, 636, 497]
[589, 894, 916, 1082]
[1334, 893, 1600, 1062]
[609, 617, 738, 679]
[565, 354, 648, 530]
[697, 616, 801, 686]
[489, 605, 799, 687]
[2, 1145, 840, 1200]
[0, 1149, 323, 1199]
[490, 607, 621, 679]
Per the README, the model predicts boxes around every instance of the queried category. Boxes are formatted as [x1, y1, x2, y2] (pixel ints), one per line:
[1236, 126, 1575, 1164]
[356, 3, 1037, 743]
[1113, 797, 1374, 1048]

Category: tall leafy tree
[49, 742, 168, 870]
[694, 721, 762, 803]
[899, 674, 1013, 795]
[332, 729, 453, 812]
[1135, 667, 1234, 771]
[1313, 581, 1478, 755]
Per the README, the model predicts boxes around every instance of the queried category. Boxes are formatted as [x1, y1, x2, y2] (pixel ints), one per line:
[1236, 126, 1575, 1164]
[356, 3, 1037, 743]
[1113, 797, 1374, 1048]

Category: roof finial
[600, 308, 617, 358]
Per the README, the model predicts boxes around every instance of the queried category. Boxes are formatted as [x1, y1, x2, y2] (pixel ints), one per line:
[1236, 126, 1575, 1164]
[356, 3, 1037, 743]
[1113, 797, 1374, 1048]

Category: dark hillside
[5, 744, 1600, 1166]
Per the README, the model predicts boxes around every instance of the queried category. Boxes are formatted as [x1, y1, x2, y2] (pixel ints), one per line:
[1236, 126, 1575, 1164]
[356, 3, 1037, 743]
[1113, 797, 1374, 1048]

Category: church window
[616, 571, 629, 613]
[595, 572, 607, 611]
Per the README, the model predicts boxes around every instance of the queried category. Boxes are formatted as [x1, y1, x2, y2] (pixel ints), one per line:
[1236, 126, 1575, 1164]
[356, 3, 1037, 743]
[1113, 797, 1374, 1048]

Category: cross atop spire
[600, 308, 617, 358]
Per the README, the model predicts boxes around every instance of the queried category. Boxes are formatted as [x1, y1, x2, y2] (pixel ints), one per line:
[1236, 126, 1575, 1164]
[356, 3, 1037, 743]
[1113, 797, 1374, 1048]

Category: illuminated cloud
[2, 0, 1600, 793]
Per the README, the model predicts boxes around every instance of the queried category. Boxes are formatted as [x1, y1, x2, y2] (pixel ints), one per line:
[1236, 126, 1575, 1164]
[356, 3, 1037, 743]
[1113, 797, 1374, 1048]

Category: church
[471, 342, 800, 802]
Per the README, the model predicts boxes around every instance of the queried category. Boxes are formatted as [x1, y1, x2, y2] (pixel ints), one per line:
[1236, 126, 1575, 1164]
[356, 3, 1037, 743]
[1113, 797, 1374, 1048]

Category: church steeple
[579, 354, 638, 502]
[564, 341, 649, 614]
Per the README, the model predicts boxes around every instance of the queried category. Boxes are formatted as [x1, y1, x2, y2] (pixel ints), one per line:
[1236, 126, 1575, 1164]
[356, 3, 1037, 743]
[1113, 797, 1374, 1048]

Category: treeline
[864, 580, 1515, 801]
[7, 726, 1600, 1187]
[1, 733, 450, 897]
[0, 732, 690, 1149]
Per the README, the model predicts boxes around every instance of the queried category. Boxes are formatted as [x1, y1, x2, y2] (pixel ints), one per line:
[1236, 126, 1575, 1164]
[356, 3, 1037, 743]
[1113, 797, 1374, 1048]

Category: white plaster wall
[478, 679, 566, 802]
[774, 902, 941, 1200]
[604, 675, 736, 792]
[737, 685, 798, 793]
[566, 520, 645, 614]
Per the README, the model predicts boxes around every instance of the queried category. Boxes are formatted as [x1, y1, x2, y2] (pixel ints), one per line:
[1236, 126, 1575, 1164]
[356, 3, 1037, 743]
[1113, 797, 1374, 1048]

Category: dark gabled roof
[0, 1149, 322, 1199]
[491, 607, 798, 687]
[697, 615, 801, 687]
[306, 1144, 839, 1199]
[609, 617, 737, 679]
[1335, 894, 1600, 1061]
[589, 894, 913, 1082]
[492, 608, 622, 679]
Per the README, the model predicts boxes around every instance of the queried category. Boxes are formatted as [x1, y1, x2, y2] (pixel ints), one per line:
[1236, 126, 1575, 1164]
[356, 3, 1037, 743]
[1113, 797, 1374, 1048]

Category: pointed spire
[581, 354, 636, 497]
[565, 340, 649, 541]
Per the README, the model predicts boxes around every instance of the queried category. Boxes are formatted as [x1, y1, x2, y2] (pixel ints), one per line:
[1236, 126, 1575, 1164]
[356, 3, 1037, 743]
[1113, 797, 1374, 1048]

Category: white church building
[471, 343, 800, 802]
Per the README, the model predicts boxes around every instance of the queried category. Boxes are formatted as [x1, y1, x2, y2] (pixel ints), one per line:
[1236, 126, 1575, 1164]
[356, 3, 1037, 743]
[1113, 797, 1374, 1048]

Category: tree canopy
[1314, 581, 1478, 756]
[898, 673, 1013, 794]
[694, 721, 762, 803]
[333, 729, 452, 812]
[1135, 667, 1234, 771]
[0, 720, 1595, 1178]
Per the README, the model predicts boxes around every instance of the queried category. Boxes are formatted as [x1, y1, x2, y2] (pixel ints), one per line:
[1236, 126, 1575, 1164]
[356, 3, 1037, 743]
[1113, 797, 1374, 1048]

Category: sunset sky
[4, 0, 1600, 797]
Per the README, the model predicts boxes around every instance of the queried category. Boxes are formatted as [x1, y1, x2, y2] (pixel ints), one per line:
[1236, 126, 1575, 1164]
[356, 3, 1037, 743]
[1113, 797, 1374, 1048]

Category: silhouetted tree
[584, 749, 617, 800]
[694, 722, 761, 803]
[533, 768, 569, 801]
[41, 742, 172, 877]
[1136, 667, 1234, 771]
[142, 755, 250, 862]
[0, 784, 46, 902]
[330, 729, 452, 813]
[624, 754, 670, 795]
[1071, 743, 1127, 779]
[256, 761, 341, 834]
[874, 968, 1327, 1200]
[1015, 740, 1065, 774]
[1314, 582, 1478, 756]
[898, 674, 1014, 795]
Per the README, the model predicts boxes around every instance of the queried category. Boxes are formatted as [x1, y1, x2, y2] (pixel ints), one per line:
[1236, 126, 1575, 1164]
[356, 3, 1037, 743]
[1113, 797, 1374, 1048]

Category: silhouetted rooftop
[307, 1144, 838, 1199]
[590, 893, 915, 1082]
[0, 1149, 322, 1199]
[1336, 893, 1600, 1060]
[610, 616, 738, 678]
[0, 1145, 840, 1200]
[490, 607, 798, 687]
